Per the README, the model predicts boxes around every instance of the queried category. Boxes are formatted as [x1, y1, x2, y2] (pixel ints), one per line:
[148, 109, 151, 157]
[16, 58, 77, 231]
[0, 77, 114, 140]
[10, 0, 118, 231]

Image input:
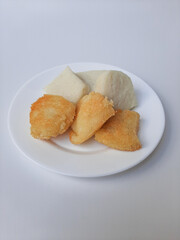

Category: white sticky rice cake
[77, 70, 137, 110]
[94, 70, 137, 110]
[44, 66, 89, 104]
[76, 71, 104, 89]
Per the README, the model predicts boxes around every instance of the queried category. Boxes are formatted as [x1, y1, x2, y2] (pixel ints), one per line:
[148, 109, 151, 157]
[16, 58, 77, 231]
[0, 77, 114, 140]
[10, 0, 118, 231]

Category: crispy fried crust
[95, 109, 141, 151]
[69, 92, 115, 144]
[30, 94, 75, 139]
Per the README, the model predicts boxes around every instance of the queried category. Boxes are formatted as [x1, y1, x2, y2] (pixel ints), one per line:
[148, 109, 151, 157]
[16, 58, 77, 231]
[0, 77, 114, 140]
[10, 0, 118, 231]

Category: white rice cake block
[94, 70, 137, 110]
[76, 70, 103, 89]
[44, 66, 89, 104]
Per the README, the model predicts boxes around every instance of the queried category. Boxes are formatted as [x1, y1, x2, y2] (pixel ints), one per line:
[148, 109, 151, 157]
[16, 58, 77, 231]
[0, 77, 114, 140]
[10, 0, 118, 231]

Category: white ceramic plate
[8, 63, 165, 177]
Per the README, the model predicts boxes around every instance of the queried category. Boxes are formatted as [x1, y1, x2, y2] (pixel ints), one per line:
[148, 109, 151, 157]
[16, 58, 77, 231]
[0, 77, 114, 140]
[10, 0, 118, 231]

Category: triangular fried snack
[69, 92, 115, 144]
[95, 109, 141, 151]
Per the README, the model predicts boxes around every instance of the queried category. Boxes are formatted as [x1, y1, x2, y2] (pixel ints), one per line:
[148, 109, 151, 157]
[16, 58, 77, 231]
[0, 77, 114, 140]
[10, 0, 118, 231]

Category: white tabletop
[1, 0, 180, 239]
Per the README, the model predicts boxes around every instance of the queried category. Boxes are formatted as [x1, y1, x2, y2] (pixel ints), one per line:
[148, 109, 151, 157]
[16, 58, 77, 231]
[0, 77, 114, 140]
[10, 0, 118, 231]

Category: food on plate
[69, 92, 115, 144]
[44, 66, 89, 104]
[95, 109, 141, 151]
[30, 65, 142, 152]
[77, 70, 137, 110]
[30, 94, 75, 139]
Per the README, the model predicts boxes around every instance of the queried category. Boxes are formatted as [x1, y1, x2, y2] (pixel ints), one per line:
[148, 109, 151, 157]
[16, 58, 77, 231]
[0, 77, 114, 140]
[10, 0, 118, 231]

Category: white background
[0, 0, 180, 239]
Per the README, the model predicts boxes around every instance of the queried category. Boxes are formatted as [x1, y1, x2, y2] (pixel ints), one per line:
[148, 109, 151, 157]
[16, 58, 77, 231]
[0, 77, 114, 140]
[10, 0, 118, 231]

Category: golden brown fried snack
[95, 109, 141, 151]
[69, 92, 115, 144]
[30, 94, 75, 139]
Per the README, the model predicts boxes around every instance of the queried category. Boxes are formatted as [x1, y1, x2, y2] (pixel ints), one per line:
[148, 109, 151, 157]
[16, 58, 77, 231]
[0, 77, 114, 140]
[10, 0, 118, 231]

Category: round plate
[8, 63, 165, 177]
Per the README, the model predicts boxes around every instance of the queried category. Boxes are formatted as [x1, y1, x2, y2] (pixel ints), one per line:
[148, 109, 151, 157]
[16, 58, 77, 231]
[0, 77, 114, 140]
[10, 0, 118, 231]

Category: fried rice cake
[30, 94, 75, 139]
[95, 109, 141, 151]
[69, 92, 115, 144]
